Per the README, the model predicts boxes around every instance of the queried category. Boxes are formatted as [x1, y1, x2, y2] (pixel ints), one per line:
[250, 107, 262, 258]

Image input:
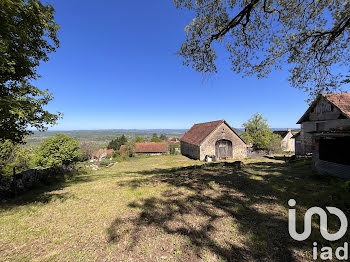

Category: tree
[124, 141, 136, 157]
[174, 0, 350, 97]
[159, 134, 168, 141]
[107, 135, 128, 150]
[33, 134, 82, 168]
[0, 140, 34, 176]
[79, 142, 99, 161]
[151, 137, 163, 142]
[0, 0, 60, 144]
[134, 136, 145, 143]
[241, 113, 276, 150]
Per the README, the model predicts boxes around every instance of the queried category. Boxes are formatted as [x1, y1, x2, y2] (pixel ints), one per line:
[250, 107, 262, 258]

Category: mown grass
[0, 155, 349, 261]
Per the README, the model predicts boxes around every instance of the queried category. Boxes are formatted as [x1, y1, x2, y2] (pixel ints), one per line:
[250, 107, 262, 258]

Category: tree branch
[206, 0, 260, 47]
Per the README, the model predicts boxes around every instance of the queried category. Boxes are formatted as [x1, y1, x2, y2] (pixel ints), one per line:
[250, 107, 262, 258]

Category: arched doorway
[215, 139, 233, 159]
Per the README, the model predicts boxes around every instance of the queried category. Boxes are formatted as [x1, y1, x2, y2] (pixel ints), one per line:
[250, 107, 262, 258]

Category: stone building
[296, 93, 350, 178]
[120, 142, 168, 155]
[180, 120, 247, 160]
[273, 129, 298, 153]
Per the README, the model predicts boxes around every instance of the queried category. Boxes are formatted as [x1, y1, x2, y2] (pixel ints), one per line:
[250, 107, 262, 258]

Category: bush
[151, 137, 163, 142]
[99, 159, 113, 167]
[34, 133, 82, 169]
[169, 144, 180, 155]
[267, 134, 282, 153]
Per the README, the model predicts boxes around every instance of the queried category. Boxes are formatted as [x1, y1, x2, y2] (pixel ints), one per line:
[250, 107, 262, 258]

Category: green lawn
[0, 155, 349, 261]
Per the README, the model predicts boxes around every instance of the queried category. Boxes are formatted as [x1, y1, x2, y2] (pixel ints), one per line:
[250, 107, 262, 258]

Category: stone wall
[200, 122, 247, 160]
[0, 166, 75, 199]
[180, 141, 200, 160]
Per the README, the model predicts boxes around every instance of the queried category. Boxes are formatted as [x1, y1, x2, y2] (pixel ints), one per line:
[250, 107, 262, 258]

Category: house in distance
[273, 129, 298, 153]
[180, 120, 247, 161]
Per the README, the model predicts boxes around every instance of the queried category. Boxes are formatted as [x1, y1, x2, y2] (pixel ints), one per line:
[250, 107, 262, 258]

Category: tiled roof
[135, 142, 168, 153]
[297, 93, 350, 124]
[323, 93, 350, 118]
[106, 149, 114, 155]
[180, 120, 224, 146]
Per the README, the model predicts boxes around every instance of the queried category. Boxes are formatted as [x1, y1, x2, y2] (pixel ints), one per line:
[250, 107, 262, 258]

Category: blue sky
[34, 0, 344, 130]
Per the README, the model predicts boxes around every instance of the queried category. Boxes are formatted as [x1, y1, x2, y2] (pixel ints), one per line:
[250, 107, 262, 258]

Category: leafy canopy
[241, 113, 278, 150]
[33, 133, 82, 168]
[0, 0, 60, 143]
[175, 0, 350, 97]
[107, 135, 128, 150]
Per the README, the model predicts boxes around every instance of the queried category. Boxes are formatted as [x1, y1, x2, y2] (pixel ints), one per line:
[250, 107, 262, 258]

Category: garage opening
[319, 136, 350, 165]
[215, 139, 233, 159]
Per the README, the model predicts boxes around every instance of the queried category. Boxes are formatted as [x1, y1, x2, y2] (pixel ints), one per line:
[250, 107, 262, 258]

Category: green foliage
[124, 141, 136, 157]
[134, 136, 145, 143]
[0, 0, 61, 143]
[267, 134, 283, 153]
[241, 113, 275, 150]
[33, 133, 82, 168]
[0, 140, 34, 176]
[174, 0, 350, 97]
[107, 135, 127, 150]
[159, 134, 167, 141]
[151, 137, 163, 142]
[169, 143, 180, 155]
[99, 159, 113, 167]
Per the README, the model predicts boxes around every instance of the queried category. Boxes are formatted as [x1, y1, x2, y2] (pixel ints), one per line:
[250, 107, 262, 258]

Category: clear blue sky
[34, 0, 346, 130]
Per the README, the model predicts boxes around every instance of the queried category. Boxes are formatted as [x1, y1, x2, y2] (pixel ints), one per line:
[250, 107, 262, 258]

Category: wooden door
[215, 140, 233, 159]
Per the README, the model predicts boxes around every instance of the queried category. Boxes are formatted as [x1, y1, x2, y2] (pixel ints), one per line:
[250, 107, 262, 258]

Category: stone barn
[180, 120, 247, 160]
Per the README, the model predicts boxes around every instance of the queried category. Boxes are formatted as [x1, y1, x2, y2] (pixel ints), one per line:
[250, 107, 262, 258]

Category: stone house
[273, 129, 298, 153]
[91, 149, 115, 162]
[296, 93, 350, 178]
[180, 120, 247, 160]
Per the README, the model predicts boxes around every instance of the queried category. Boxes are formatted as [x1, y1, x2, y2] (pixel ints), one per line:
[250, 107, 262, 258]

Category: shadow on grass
[0, 170, 93, 212]
[108, 160, 350, 261]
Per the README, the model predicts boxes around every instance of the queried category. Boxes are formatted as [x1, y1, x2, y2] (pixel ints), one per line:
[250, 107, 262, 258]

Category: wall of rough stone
[200, 122, 247, 160]
[0, 166, 75, 199]
[180, 141, 200, 160]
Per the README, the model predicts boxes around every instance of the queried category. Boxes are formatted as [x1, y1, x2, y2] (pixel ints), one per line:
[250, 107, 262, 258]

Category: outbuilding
[180, 120, 247, 160]
[296, 93, 350, 178]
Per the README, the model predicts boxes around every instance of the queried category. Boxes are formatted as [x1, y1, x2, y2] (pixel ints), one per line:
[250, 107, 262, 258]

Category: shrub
[99, 159, 112, 167]
[267, 134, 282, 153]
[34, 133, 82, 169]
[151, 137, 163, 142]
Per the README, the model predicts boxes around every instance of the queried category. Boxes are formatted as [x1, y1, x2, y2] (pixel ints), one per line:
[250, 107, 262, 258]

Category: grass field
[0, 155, 349, 261]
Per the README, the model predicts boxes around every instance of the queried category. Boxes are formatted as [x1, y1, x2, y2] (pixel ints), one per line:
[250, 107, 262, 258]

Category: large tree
[174, 0, 349, 97]
[0, 0, 60, 143]
[241, 113, 279, 150]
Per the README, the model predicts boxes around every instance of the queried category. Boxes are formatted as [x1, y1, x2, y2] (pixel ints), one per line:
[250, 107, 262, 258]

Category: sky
[33, 0, 345, 130]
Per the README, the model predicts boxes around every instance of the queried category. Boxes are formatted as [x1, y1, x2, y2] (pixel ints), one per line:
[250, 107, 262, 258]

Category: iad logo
[288, 199, 349, 260]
